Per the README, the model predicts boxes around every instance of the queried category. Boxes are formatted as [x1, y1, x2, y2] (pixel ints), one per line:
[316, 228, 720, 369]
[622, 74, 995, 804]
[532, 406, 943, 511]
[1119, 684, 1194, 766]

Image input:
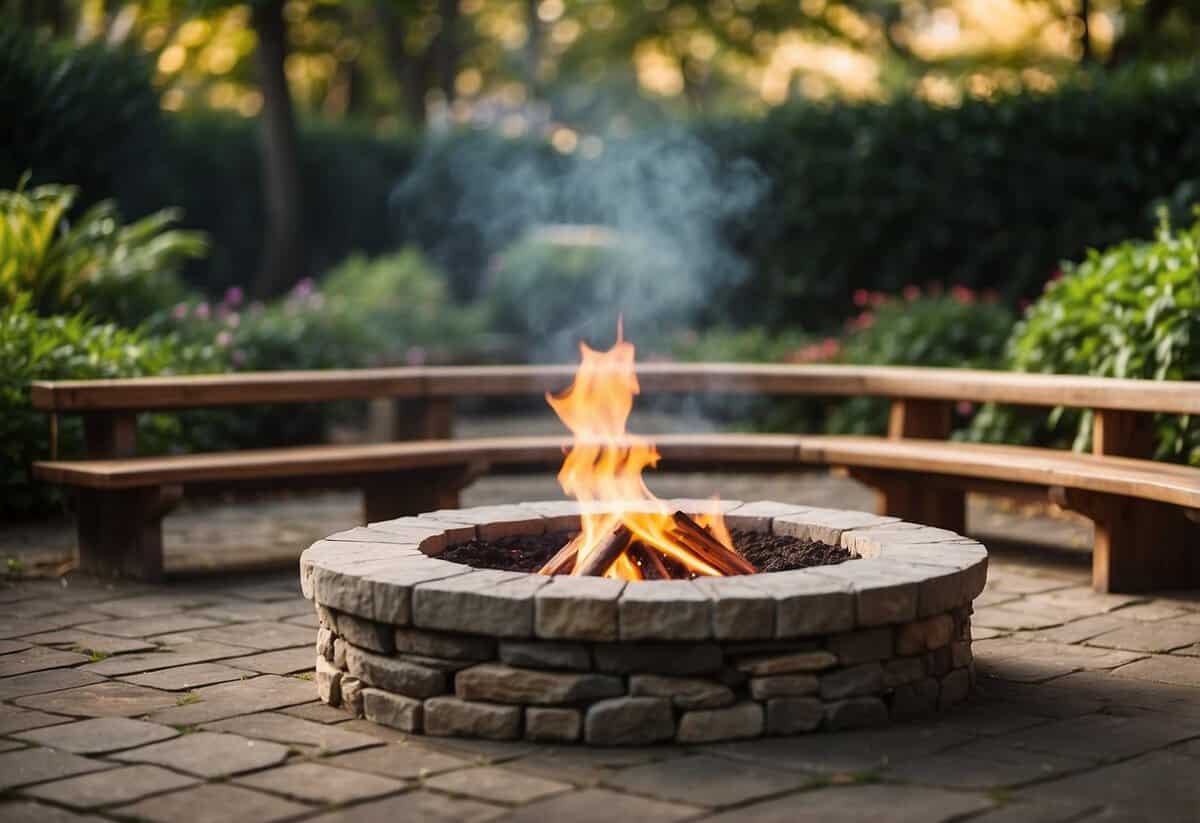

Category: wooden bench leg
[1057, 489, 1200, 593]
[848, 468, 967, 534]
[362, 467, 478, 523]
[74, 486, 180, 581]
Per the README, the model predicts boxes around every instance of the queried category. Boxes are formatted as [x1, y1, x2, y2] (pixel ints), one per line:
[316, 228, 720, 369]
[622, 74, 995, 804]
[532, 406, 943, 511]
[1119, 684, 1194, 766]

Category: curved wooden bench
[31, 365, 1200, 591]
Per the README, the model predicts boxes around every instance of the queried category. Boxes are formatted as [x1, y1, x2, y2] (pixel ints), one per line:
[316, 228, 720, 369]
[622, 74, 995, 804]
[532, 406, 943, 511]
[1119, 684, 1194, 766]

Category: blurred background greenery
[2, 0, 1199, 515]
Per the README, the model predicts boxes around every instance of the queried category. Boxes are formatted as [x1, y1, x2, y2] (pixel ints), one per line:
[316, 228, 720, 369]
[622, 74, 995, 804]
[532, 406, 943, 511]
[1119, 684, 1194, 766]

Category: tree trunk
[375, 0, 428, 126]
[1079, 0, 1092, 63]
[436, 0, 461, 102]
[525, 0, 541, 98]
[251, 0, 305, 297]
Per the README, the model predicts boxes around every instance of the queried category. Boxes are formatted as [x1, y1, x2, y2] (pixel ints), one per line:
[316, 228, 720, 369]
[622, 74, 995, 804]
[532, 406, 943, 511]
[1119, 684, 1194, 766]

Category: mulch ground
[439, 528, 854, 576]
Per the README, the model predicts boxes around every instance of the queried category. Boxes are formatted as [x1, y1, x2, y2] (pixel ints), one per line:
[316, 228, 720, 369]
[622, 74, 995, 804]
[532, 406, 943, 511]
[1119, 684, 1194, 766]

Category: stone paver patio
[1, 470, 1198, 821]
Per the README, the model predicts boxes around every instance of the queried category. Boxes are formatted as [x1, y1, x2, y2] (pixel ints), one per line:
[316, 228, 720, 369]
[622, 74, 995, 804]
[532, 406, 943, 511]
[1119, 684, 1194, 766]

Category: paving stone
[202, 711, 381, 754]
[190, 600, 313, 623]
[1087, 622, 1200, 654]
[146, 674, 315, 725]
[417, 734, 538, 763]
[424, 696, 522, 740]
[584, 697, 675, 745]
[236, 761, 406, 804]
[499, 640, 591, 670]
[113, 731, 290, 777]
[503, 787, 698, 823]
[996, 712, 1200, 762]
[180, 621, 315, 651]
[605, 753, 809, 807]
[0, 800, 107, 822]
[975, 639, 1147, 683]
[456, 663, 623, 705]
[1024, 750, 1200, 820]
[765, 697, 824, 734]
[425, 765, 572, 804]
[1110, 653, 1200, 686]
[0, 739, 29, 752]
[120, 662, 249, 691]
[0, 638, 31, 654]
[820, 662, 884, 699]
[823, 697, 889, 730]
[78, 615, 221, 638]
[703, 783, 992, 822]
[677, 701, 763, 743]
[0, 747, 112, 791]
[0, 615, 106, 640]
[524, 706, 582, 741]
[0, 646, 91, 677]
[735, 649, 838, 676]
[89, 594, 224, 619]
[0, 703, 72, 734]
[79, 641, 250, 676]
[619, 580, 712, 641]
[749, 673, 819, 699]
[15, 681, 179, 717]
[888, 740, 1092, 789]
[345, 645, 446, 698]
[223, 647, 315, 675]
[629, 674, 736, 709]
[535, 576, 625, 642]
[18, 630, 156, 656]
[112, 783, 309, 823]
[593, 642, 723, 675]
[363, 687, 423, 732]
[324, 741, 471, 779]
[394, 627, 495, 660]
[280, 701, 353, 723]
[300, 789, 504, 823]
[14, 717, 177, 754]
[22, 764, 199, 808]
[414, 571, 547, 638]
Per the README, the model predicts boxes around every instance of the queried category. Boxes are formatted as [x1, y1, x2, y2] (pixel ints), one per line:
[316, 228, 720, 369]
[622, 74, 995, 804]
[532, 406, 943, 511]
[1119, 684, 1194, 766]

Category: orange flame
[545, 324, 738, 579]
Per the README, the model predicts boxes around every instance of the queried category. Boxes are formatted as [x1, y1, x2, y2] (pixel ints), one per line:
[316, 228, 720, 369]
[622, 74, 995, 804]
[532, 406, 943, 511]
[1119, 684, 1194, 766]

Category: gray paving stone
[18, 630, 156, 656]
[78, 615, 221, 638]
[202, 711, 381, 754]
[120, 662, 249, 690]
[889, 740, 1092, 789]
[22, 764, 199, 808]
[1087, 622, 1200, 653]
[604, 753, 809, 807]
[1110, 653, 1200, 686]
[300, 789, 503, 823]
[221, 647, 315, 675]
[14, 717, 177, 754]
[179, 621, 314, 651]
[0, 646, 91, 676]
[502, 787, 699, 823]
[703, 783, 992, 822]
[89, 594, 224, 619]
[146, 674, 315, 725]
[0, 703, 72, 734]
[280, 700, 353, 723]
[79, 641, 249, 676]
[995, 712, 1200, 762]
[111, 783, 309, 823]
[0, 638, 31, 654]
[456, 663, 622, 705]
[15, 681, 179, 717]
[1024, 750, 1200, 819]
[324, 741, 471, 779]
[236, 761, 406, 804]
[190, 600, 313, 623]
[424, 765, 572, 804]
[0, 747, 112, 790]
[112, 731, 290, 777]
[0, 800, 108, 822]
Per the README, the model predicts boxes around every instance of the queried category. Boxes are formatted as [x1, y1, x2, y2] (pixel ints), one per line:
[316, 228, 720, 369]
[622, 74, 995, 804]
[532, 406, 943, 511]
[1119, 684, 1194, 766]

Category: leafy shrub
[0, 178, 206, 326]
[0, 298, 219, 519]
[826, 288, 1016, 434]
[972, 211, 1200, 464]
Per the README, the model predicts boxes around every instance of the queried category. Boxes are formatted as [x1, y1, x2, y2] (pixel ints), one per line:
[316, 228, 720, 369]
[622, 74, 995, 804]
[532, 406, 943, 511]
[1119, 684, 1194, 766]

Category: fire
[542, 325, 749, 580]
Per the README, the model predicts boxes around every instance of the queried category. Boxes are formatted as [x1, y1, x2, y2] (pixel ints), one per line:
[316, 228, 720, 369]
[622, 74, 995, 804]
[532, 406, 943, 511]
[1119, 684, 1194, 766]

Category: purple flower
[224, 286, 245, 307]
[231, 349, 247, 367]
[293, 278, 315, 299]
[405, 346, 428, 366]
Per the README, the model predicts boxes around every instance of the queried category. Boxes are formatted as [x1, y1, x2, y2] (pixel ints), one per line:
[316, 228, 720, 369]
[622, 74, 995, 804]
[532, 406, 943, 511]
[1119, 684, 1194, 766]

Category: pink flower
[405, 346, 427, 366]
[852, 288, 870, 307]
[225, 312, 240, 328]
[869, 291, 886, 307]
[194, 303, 210, 320]
[951, 285, 975, 305]
[956, 400, 975, 416]
[215, 330, 233, 347]
[852, 312, 875, 330]
[1051, 269, 1063, 281]
[902, 285, 920, 302]
[172, 303, 189, 320]
[293, 278, 315, 299]
[224, 286, 245, 307]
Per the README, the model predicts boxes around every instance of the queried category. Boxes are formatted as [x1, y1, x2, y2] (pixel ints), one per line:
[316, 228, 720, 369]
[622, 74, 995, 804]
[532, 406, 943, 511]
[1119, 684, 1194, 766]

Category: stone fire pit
[300, 500, 986, 745]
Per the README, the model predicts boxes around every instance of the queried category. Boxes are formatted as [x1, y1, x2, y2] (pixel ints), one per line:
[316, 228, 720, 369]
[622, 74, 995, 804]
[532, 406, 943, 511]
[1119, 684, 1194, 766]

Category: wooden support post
[74, 485, 180, 581]
[888, 398, 953, 441]
[870, 398, 965, 530]
[1092, 409, 1155, 459]
[393, 398, 455, 441]
[83, 411, 138, 459]
[1057, 487, 1200, 593]
[362, 467, 474, 524]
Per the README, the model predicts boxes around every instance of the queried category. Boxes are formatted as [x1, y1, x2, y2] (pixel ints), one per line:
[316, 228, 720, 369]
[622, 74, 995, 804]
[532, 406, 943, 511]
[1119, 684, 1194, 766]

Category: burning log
[538, 541, 579, 576]
[629, 543, 671, 580]
[671, 511, 757, 576]
[574, 523, 633, 577]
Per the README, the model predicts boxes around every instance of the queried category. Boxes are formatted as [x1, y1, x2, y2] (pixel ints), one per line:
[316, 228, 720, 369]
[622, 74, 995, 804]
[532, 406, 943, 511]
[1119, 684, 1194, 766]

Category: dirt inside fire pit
[439, 529, 854, 575]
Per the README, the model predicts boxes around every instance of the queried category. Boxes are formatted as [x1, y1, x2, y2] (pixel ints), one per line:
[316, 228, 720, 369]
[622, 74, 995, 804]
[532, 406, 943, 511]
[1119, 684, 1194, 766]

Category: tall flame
[546, 324, 738, 579]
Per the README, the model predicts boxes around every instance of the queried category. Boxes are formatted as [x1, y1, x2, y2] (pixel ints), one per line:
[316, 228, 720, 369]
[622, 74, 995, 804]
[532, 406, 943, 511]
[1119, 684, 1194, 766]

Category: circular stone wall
[300, 500, 987, 745]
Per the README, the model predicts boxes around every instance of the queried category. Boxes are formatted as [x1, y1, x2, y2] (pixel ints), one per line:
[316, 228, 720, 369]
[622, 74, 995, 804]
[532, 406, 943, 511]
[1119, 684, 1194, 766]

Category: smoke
[391, 127, 768, 363]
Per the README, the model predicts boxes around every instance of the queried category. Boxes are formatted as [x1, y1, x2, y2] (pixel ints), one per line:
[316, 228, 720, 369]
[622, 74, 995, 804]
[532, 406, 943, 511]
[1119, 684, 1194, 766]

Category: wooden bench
[31, 364, 1200, 592]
